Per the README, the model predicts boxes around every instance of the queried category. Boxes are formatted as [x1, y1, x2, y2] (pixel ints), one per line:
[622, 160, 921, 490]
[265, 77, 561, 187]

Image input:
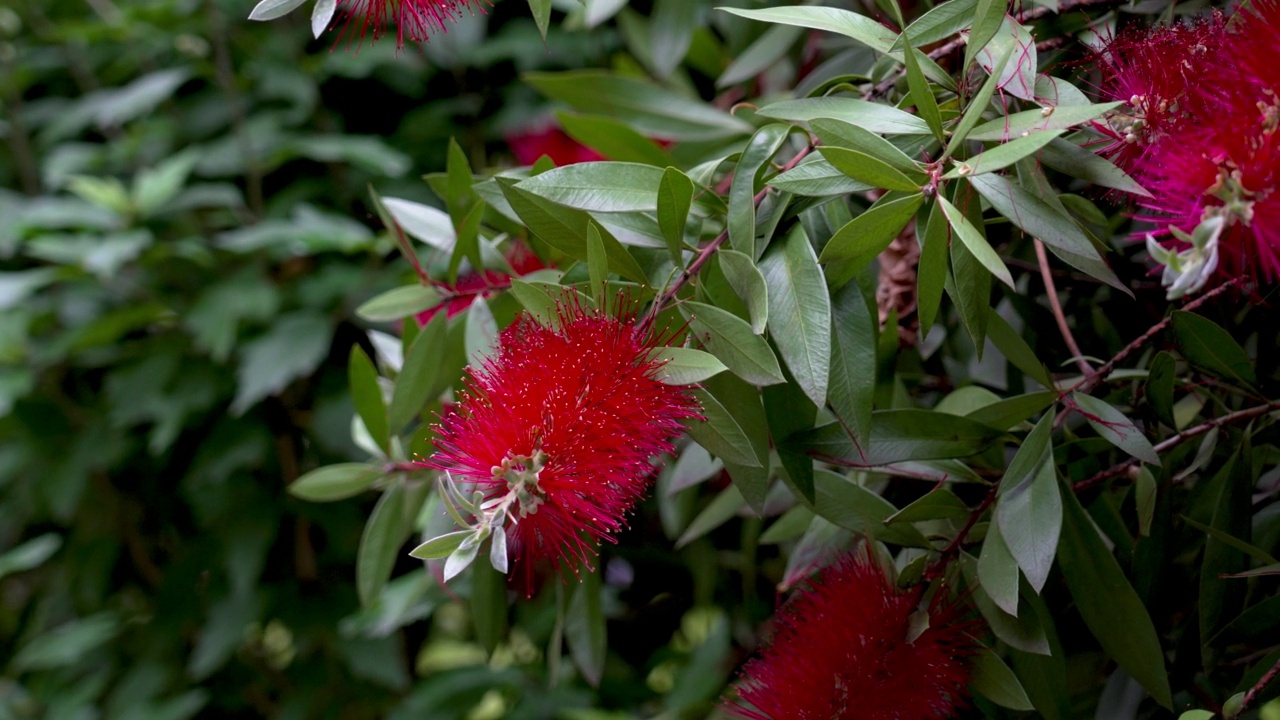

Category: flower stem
[1036, 239, 1094, 377]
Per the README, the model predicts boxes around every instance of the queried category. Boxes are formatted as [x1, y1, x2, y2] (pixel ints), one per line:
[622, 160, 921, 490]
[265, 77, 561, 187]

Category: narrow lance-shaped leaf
[936, 192, 1013, 288]
[685, 301, 786, 386]
[729, 124, 791, 259]
[348, 345, 389, 453]
[657, 167, 693, 268]
[820, 192, 924, 265]
[718, 250, 770, 334]
[1171, 311, 1258, 388]
[759, 225, 831, 407]
[897, 12, 945, 142]
[356, 482, 409, 608]
[945, 130, 1065, 178]
[586, 222, 608, 307]
[1072, 393, 1161, 465]
[827, 279, 876, 452]
[1058, 483, 1173, 709]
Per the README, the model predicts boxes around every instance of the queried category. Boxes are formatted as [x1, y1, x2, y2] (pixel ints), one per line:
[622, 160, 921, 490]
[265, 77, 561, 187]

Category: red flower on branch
[416, 243, 548, 324]
[426, 297, 701, 593]
[726, 554, 977, 720]
[335, 0, 489, 49]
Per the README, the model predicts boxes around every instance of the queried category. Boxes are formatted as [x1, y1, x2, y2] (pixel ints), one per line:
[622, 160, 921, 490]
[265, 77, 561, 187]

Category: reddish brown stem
[1036, 239, 1093, 377]
[1238, 654, 1280, 717]
[924, 484, 999, 580]
[1072, 400, 1280, 493]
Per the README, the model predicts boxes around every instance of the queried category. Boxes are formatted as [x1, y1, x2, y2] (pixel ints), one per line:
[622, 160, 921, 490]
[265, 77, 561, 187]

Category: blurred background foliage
[3, 0, 1279, 718]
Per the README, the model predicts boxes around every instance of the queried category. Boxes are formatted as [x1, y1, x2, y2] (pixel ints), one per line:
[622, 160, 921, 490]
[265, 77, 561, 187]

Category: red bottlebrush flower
[416, 243, 548, 325]
[1090, 15, 1228, 178]
[426, 298, 702, 593]
[726, 554, 978, 720]
[506, 123, 605, 167]
[334, 0, 489, 50]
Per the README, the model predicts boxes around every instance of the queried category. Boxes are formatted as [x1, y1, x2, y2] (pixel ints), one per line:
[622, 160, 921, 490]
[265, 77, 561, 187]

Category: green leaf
[967, 102, 1124, 142]
[968, 172, 1125, 291]
[944, 42, 1012, 157]
[945, 190, 992, 350]
[718, 250, 769, 334]
[979, 520, 1022, 616]
[1135, 467, 1157, 538]
[1199, 448, 1251, 667]
[1040, 137, 1150, 197]
[676, 484, 746, 548]
[819, 192, 924, 264]
[917, 199, 948, 336]
[685, 301, 786, 386]
[702, 372, 772, 512]
[657, 167, 694, 268]
[966, 391, 1057, 431]
[525, 71, 752, 141]
[963, 0, 1006, 70]
[1059, 485, 1173, 709]
[408, 530, 472, 560]
[893, 0, 978, 49]
[132, 149, 200, 217]
[1179, 712, 1215, 720]
[975, 17, 1036, 100]
[349, 345, 390, 453]
[718, 6, 897, 53]
[289, 463, 383, 502]
[1072, 393, 1161, 465]
[650, 347, 729, 385]
[471, 558, 508, 655]
[1181, 516, 1279, 567]
[945, 130, 1064, 179]
[509, 279, 562, 325]
[996, 415, 1062, 593]
[12, 613, 120, 672]
[764, 379, 818, 503]
[971, 647, 1036, 711]
[1146, 351, 1177, 427]
[499, 180, 647, 283]
[0, 533, 62, 581]
[558, 113, 672, 167]
[517, 162, 667, 213]
[804, 470, 930, 547]
[759, 226, 831, 407]
[381, 196, 455, 251]
[898, 24, 945, 141]
[1171, 311, 1257, 388]
[248, 0, 307, 20]
[810, 118, 923, 175]
[526, 0, 551, 39]
[718, 22, 805, 87]
[729, 124, 791, 258]
[799, 409, 1004, 467]
[768, 156, 874, 196]
[987, 309, 1054, 388]
[819, 146, 925, 193]
[586, 222, 609, 306]
[936, 192, 1013, 288]
[232, 312, 334, 415]
[757, 97, 931, 136]
[356, 285, 445, 323]
[357, 483, 409, 608]
[389, 312, 447, 431]
[649, 0, 698, 78]
[827, 279, 877, 451]
[565, 567, 607, 686]
[686, 389, 761, 468]
[885, 487, 970, 524]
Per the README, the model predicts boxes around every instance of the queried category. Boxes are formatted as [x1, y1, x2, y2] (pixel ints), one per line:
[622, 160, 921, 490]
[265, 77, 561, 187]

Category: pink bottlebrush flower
[334, 0, 489, 50]
[506, 123, 605, 167]
[416, 243, 548, 325]
[726, 554, 978, 720]
[1090, 15, 1228, 178]
[426, 298, 702, 594]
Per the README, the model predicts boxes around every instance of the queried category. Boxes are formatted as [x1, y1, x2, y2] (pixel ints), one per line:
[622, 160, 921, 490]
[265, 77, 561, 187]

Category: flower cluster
[1093, 3, 1280, 295]
[725, 554, 977, 720]
[425, 298, 701, 593]
[335, 0, 489, 49]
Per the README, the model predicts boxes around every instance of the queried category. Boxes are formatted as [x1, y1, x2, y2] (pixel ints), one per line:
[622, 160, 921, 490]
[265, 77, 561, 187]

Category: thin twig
[1238, 654, 1280, 717]
[924, 484, 999, 580]
[1072, 400, 1280, 493]
[1070, 277, 1245, 395]
[1036, 239, 1093, 377]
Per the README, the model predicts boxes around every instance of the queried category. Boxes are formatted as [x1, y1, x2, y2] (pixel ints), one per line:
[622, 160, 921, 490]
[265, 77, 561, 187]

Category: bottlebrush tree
[255, 0, 1280, 717]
